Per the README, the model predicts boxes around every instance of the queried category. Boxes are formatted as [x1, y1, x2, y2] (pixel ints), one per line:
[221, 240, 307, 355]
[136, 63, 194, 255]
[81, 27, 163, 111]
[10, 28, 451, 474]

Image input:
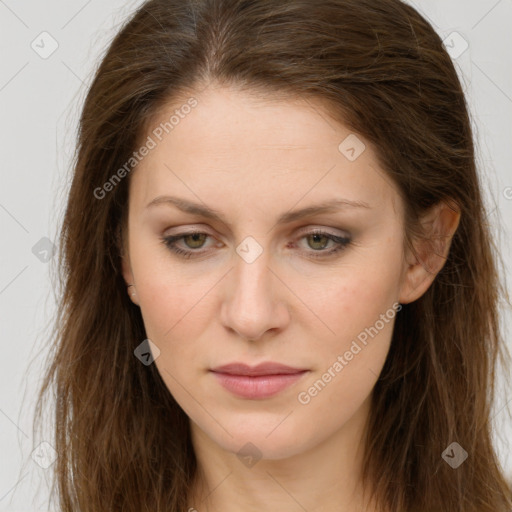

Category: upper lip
[210, 362, 308, 376]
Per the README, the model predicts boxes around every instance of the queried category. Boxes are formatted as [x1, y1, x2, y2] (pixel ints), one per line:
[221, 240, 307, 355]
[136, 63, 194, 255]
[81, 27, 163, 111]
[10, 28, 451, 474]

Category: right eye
[160, 231, 216, 259]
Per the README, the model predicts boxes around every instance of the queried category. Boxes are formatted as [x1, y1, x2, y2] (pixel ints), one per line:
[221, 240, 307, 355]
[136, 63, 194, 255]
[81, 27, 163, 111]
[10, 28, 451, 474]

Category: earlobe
[399, 199, 461, 304]
[127, 284, 139, 305]
[120, 253, 140, 306]
[121, 254, 133, 287]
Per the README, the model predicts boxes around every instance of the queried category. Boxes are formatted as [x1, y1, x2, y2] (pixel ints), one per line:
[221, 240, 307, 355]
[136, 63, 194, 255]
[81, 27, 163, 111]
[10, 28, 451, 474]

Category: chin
[196, 412, 321, 462]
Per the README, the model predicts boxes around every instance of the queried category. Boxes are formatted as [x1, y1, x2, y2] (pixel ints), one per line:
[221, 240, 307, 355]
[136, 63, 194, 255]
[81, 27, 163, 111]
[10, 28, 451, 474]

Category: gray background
[1, 1, 511, 510]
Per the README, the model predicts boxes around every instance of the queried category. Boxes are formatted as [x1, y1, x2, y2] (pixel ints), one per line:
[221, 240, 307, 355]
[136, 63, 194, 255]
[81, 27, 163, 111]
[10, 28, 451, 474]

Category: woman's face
[122, 84, 414, 460]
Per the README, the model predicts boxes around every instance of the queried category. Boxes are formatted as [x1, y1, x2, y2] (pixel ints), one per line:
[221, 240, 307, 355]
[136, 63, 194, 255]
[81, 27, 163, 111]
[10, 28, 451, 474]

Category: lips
[210, 362, 307, 376]
[209, 362, 309, 399]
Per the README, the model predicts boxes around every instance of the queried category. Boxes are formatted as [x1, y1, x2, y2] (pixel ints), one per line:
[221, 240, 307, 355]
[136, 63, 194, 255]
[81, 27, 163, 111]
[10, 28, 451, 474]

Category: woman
[34, 0, 512, 510]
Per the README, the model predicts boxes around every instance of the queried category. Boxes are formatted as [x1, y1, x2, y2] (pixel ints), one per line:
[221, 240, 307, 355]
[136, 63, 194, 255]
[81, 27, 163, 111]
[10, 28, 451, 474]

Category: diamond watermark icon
[442, 441, 468, 469]
[236, 236, 263, 264]
[31, 31, 59, 59]
[31, 441, 58, 469]
[237, 442, 263, 468]
[442, 31, 468, 60]
[31, 237, 56, 263]
[338, 134, 366, 161]
[134, 338, 161, 365]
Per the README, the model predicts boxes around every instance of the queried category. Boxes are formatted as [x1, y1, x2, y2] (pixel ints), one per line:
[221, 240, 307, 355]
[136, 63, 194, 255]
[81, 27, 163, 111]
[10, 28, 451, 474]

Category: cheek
[135, 267, 211, 408]
[306, 270, 397, 393]
[130, 236, 211, 339]
[314, 248, 403, 348]
[292, 270, 400, 445]
[137, 279, 213, 362]
[299, 241, 402, 403]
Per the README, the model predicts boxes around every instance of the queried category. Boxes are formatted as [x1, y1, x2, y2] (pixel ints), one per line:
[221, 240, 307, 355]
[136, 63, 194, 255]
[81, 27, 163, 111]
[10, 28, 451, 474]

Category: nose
[220, 248, 290, 341]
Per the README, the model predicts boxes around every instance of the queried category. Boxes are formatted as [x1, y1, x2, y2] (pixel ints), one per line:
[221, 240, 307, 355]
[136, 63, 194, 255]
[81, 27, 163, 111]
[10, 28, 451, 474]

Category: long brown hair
[33, 0, 512, 510]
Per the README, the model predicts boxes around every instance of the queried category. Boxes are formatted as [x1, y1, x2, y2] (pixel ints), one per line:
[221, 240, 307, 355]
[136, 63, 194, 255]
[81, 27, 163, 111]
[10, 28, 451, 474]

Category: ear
[399, 199, 461, 305]
[118, 225, 140, 306]
[121, 254, 140, 306]
[121, 254, 134, 286]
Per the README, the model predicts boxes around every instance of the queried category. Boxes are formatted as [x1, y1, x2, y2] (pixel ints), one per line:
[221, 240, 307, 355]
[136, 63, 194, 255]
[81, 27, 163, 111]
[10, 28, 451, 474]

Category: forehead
[129, 85, 399, 217]
[158, 85, 343, 154]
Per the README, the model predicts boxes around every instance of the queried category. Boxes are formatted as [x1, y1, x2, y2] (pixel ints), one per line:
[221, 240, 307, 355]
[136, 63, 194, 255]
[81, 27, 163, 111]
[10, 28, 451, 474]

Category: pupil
[310, 234, 327, 249]
[186, 233, 204, 248]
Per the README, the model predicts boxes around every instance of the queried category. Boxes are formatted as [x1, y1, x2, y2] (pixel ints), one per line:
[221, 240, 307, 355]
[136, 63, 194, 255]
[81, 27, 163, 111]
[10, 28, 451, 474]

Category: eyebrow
[145, 195, 371, 225]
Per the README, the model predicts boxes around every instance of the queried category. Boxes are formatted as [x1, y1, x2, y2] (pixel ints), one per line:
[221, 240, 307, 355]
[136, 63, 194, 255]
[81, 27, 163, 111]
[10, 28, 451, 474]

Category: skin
[121, 83, 460, 511]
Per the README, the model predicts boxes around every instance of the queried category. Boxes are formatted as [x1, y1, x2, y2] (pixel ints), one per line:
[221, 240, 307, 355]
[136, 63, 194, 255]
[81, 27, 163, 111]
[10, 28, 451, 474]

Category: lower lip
[211, 371, 308, 399]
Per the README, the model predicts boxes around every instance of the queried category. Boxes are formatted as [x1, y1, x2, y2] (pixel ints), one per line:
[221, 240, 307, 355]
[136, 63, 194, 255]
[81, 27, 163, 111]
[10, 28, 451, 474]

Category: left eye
[160, 229, 352, 260]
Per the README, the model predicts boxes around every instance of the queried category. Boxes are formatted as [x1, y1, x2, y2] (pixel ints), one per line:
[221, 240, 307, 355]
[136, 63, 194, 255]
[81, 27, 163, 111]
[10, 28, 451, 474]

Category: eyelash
[160, 229, 352, 260]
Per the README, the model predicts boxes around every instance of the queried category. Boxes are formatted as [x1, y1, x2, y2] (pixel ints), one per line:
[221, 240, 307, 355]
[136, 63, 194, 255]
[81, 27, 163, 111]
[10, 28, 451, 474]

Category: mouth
[209, 362, 309, 399]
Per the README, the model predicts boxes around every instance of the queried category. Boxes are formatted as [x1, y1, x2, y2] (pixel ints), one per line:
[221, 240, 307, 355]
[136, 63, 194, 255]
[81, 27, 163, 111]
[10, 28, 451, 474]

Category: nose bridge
[232, 244, 274, 312]
[221, 239, 288, 340]
[235, 247, 270, 294]
[233, 232, 273, 294]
